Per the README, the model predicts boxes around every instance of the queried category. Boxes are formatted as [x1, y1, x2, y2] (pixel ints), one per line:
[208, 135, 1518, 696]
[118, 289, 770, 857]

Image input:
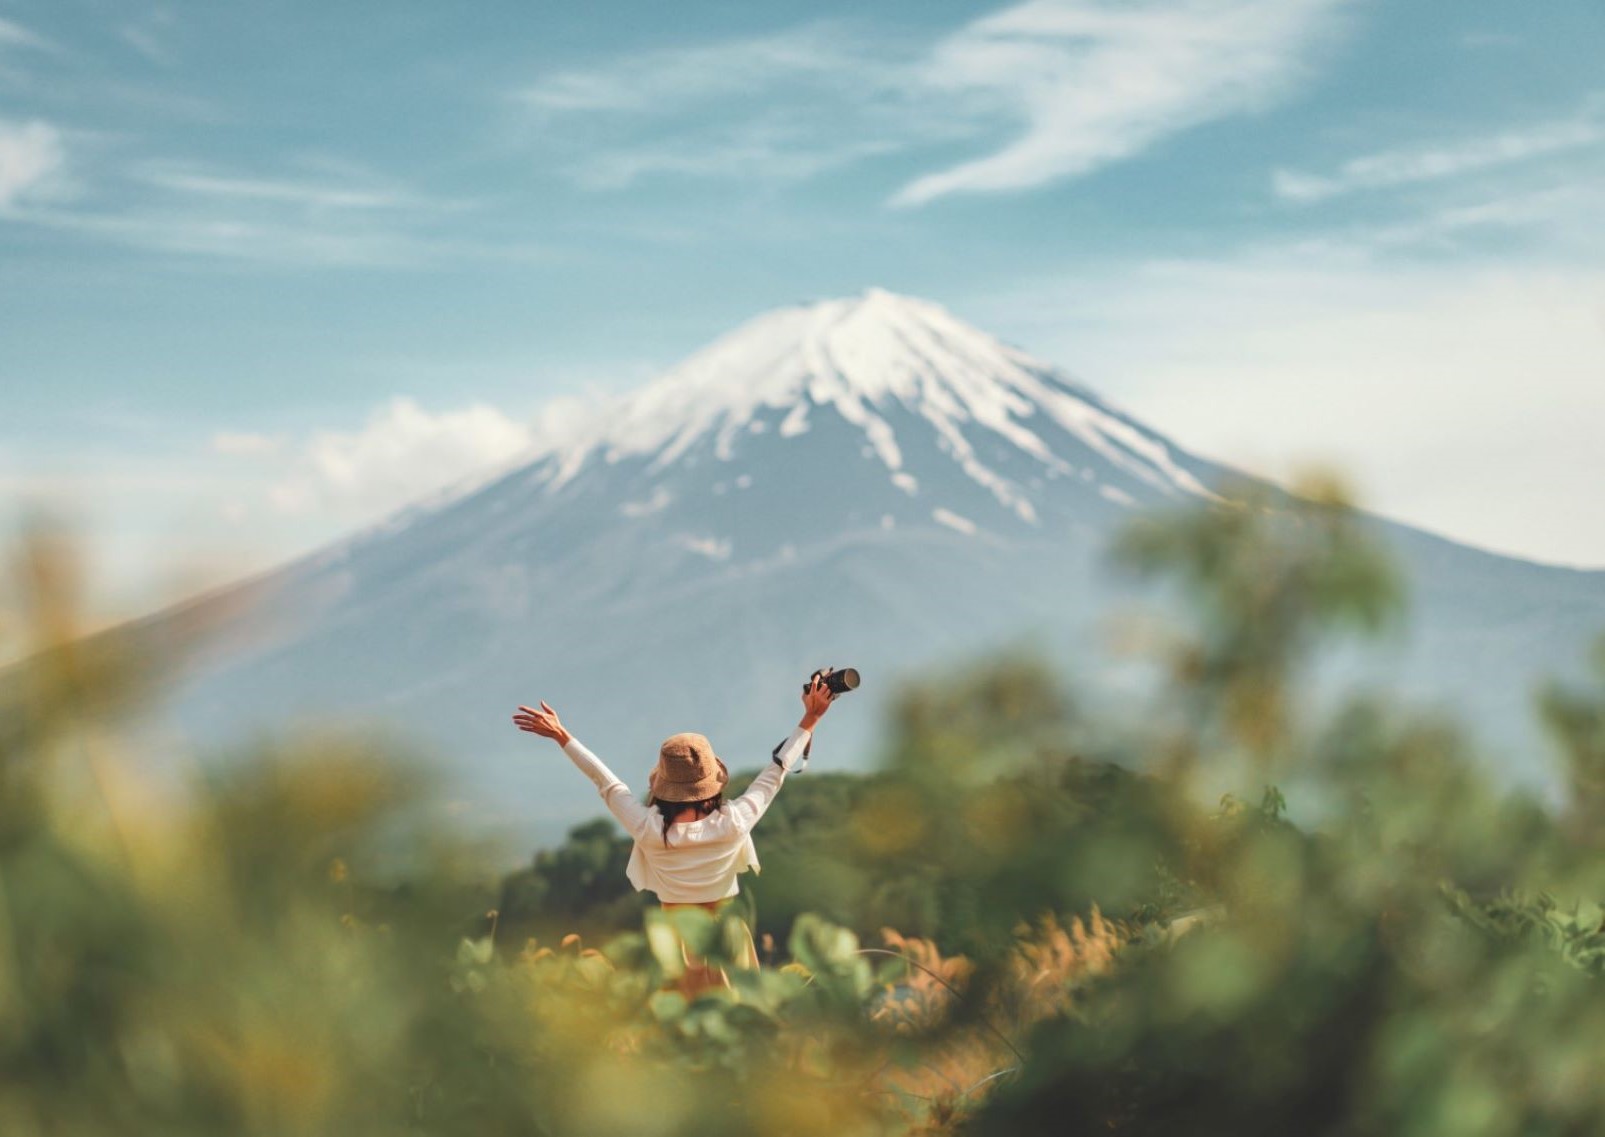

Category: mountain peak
[648, 286, 1027, 406]
[563, 288, 1051, 462]
[538, 288, 1208, 517]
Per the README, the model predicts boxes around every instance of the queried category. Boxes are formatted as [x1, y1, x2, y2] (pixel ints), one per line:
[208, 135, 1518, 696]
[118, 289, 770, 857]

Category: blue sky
[2, 0, 1603, 620]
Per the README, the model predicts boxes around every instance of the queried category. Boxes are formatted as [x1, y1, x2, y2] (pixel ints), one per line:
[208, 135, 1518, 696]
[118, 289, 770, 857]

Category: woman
[511, 671, 836, 994]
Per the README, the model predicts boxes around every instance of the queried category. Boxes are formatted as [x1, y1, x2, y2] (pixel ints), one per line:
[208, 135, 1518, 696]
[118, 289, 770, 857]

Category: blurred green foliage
[5, 476, 1605, 1136]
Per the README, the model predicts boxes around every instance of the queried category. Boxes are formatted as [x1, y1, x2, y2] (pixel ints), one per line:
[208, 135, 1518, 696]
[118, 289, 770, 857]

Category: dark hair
[652, 793, 724, 845]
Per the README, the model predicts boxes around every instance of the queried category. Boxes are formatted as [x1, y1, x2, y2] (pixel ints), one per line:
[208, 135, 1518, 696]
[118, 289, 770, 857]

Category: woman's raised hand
[801, 671, 835, 727]
[513, 701, 572, 747]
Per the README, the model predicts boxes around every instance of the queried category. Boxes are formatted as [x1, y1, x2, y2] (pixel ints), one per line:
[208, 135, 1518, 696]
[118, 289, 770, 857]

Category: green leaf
[665, 907, 718, 959]
[644, 916, 686, 978]
[649, 990, 687, 1022]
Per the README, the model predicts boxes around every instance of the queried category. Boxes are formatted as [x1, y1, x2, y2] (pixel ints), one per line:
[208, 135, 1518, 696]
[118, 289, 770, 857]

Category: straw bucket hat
[649, 732, 730, 803]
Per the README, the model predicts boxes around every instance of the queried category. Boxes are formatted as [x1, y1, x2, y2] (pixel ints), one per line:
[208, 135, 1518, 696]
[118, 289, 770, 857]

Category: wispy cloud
[0, 16, 51, 52]
[518, 22, 933, 191]
[1334, 184, 1603, 256]
[519, 1, 1353, 205]
[0, 8, 475, 269]
[14, 205, 441, 267]
[1274, 101, 1605, 202]
[120, 7, 178, 66]
[139, 164, 416, 211]
[518, 24, 895, 114]
[572, 124, 899, 191]
[892, 0, 1353, 206]
[6, 153, 527, 268]
[0, 118, 65, 209]
[12, 201, 549, 268]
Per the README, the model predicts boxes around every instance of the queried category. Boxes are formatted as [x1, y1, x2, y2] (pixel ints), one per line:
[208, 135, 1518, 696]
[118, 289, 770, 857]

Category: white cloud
[518, 2, 1351, 205]
[519, 24, 880, 113]
[517, 23, 932, 191]
[12, 198, 544, 269]
[140, 167, 412, 211]
[932, 507, 978, 535]
[0, 119, 65, 209]
[1331, 184, 1602, 255]
[269, 397, 536, 518]
[890, 0, 1352, 206]
[975, 250, 1605, 567]
[619, 486, 673, 518]
[16, 206, 433, 266]
[6, 153, 520, 268]
[0, 17, 50, 51]
[120, 8, 177, 65]
[571, 126, 897, 191]
[1, 393, 558, 620]
[1274, 103, 1605, 202]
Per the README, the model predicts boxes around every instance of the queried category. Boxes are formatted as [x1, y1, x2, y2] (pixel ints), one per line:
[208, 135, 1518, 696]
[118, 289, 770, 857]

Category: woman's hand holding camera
[800, 670, 836, 731]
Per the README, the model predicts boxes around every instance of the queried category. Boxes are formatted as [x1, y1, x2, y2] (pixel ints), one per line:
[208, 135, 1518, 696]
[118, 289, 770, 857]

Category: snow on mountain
[537, 289, 1208, 526]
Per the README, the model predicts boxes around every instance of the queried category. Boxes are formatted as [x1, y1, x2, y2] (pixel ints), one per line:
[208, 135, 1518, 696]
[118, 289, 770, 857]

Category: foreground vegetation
[4, 479, 1605, 1135]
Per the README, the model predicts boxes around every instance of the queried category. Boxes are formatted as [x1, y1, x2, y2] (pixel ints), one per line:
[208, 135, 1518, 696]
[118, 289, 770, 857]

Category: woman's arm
[513, 702, 653, 837]
[728, 675, 834, 834]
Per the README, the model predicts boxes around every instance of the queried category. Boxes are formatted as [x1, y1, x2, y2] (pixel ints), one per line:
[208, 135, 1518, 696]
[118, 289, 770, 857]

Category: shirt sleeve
[728, 725, 811, 835]
[562, 737, 654, 839]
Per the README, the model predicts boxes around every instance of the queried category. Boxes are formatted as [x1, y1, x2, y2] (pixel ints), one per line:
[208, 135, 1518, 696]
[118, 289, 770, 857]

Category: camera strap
[771, 734, 812, 772]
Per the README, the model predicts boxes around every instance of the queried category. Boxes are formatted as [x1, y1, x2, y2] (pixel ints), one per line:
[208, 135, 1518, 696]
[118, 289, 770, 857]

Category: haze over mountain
[144, 289, 1605, 842]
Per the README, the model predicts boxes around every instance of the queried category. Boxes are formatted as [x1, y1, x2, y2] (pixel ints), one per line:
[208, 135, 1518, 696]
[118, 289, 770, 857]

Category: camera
[779, 667, 860, 774]
[805, 667, 860, 696]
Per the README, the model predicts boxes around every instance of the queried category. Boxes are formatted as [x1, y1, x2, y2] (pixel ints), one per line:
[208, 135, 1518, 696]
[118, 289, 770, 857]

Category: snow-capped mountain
[150, 289, 1605, 842]
[540, 288, 1207, 517]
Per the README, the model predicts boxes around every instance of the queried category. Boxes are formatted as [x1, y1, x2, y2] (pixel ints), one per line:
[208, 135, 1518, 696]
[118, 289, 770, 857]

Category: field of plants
[5, 478, 1605, 1135]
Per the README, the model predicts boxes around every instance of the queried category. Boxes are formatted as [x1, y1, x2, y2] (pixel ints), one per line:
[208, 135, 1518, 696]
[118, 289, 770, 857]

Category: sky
[2, 0, 1603, 623]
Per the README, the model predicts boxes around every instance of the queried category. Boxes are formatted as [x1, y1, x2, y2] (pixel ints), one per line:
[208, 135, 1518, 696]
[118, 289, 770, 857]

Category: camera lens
[824, 668, 860, 695]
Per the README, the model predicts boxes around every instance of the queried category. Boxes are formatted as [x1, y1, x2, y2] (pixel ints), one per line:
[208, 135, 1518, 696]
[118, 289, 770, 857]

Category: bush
[5, 478, 1605, 1136]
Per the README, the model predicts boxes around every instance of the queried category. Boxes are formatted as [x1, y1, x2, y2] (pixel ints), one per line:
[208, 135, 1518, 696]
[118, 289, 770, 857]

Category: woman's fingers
[513, 703, 557, 737]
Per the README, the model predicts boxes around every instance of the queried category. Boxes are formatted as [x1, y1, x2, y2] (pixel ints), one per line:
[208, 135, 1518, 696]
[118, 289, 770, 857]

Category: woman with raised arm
[512, 671, 837, 994]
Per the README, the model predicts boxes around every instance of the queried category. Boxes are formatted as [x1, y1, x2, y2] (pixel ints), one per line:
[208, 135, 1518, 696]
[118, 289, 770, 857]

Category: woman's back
[511, 675, 836, 904]
[628, 811, 764, 902]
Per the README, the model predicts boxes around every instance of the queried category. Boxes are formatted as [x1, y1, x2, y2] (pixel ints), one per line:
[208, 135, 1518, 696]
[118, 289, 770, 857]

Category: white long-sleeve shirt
[560, 726, 813, 903]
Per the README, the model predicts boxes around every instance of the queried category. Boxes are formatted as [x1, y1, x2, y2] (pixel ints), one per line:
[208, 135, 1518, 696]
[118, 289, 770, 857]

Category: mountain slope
[147, 290, 1604, 842]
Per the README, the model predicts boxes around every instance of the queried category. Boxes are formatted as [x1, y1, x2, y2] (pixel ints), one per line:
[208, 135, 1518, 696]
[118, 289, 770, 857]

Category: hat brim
[648, 757, 729, 803]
